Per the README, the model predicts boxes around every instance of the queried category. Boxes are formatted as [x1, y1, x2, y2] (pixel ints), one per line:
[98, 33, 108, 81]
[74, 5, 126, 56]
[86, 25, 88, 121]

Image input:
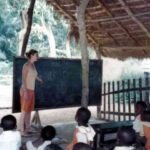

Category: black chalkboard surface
[13, 57, 102, 112]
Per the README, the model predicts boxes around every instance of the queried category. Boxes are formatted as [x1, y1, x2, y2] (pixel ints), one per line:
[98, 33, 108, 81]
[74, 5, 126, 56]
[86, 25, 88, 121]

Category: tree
[77, 0, 90, 107]
[21, 0, 36, 56]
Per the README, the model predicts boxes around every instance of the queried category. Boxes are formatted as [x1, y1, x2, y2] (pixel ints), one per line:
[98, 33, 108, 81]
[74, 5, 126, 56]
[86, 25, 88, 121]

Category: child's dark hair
[44, 144, 63, 150]
[1, 115, 17, 131]
[75, 107, 91, 126]
[26, 49, 38, 59]
[117, 127, 136, 147]
[141, 110, 150, 122]
[41, 125, 56, 141]
[73, 143, 92, 150]
[136, 101, 147, 110]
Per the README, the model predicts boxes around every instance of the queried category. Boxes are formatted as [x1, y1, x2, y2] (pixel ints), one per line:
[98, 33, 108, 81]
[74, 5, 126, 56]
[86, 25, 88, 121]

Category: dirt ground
[0, 84, 104, 146]
[0, 84, 99, 124]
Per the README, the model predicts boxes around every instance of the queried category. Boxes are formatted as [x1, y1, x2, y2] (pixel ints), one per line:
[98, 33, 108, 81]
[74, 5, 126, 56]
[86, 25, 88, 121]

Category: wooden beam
[52, 0, 98, 46]
[86, 11, 150, 23]
[71, 0, 119, 46]
[119, 0, 150, 38]
[96, 0, 140, 45]
[101, 46, 150, 50]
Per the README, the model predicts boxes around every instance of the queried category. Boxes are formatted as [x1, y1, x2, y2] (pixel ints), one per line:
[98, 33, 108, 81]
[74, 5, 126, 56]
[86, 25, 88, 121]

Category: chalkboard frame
[12, 57, 103, 113]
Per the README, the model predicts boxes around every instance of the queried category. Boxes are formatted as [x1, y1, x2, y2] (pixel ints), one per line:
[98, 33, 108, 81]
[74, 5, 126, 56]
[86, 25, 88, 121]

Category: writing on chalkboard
[13, 57, 102, 113]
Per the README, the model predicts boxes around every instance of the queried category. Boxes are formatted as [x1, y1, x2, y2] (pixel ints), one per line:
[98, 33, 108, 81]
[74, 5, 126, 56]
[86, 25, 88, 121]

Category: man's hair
[44, 144, 62, 150]
[117, 127, 136, 146]
[73, 143, 92, 150]
[41, 126, 56, 141]
[75, 107, 91, 125]
[136, 101, 147, 110]
[141, 110, 150, 122]
[1, 115, 17, 131]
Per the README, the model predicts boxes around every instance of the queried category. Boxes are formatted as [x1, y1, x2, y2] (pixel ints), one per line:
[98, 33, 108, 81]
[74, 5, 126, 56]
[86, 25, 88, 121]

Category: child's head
[141, 110, 150, 122]
[75, 107, 91, 126]
[135, 101, 147, 116]
[117, 127, 136, 147]
[1, 115, 17, 131]
[44, 144, 62, 150]
[41, 125, 56, 141]
[73, 143, 92, 150]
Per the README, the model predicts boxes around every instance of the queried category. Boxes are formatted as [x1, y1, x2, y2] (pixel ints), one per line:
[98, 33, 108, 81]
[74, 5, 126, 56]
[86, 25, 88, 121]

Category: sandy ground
[0, 83, 134, 149]
[0, 84, 99, 124]
[0, 83, 106, 149]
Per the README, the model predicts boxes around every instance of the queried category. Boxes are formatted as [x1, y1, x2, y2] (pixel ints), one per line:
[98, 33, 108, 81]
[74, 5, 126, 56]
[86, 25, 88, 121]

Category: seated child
[44, 144, 63, 150]
[133, 101, 147, 135]
[114, 127, 136, 150]
[141, 110, 150, 150]
[0, 115, 21, 150]
[67, 107, 95, 150]
[73, 142, 92, 150]
[26, 125, 56, 150]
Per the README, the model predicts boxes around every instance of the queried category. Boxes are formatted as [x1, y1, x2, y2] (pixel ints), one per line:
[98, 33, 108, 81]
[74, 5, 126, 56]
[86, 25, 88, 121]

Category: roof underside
[47, 0, 150, 59]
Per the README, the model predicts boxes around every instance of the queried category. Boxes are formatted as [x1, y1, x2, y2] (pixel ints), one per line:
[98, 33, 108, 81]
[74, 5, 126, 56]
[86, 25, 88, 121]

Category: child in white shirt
[0, 115, 21, 150]
[133, 101, 147, 134]
[67, 107, 95, 150]
[26, 125, 56, 150]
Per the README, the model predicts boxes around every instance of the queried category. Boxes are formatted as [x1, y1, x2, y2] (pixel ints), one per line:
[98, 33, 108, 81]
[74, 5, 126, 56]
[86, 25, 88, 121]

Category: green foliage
[28, 0, 69, 55]
[0, 0, 27, 61]
[0, 0, 144, 86]
[0, 0, 69, 61]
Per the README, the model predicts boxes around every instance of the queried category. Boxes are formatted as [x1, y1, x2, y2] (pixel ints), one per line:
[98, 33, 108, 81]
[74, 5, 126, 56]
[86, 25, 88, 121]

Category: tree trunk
[95, 45, 102, 60]
[40, 16, 56, 57]
[18, 10, 28, 55]
[47, 25, 56, 57]
[21, 0, 36, 56]
[77, 0, 90, 107]
[66, 31, 71, 58]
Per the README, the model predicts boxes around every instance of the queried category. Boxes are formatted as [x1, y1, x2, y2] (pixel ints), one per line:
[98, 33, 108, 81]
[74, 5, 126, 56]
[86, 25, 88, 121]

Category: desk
[91, 121, 133, 149]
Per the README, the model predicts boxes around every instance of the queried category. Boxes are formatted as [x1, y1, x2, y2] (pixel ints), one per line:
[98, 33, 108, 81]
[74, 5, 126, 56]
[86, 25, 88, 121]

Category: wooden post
[77, 0, 90, 107]
[21, 0, 36, 56]
[128, 79, 131, 120]
[122, 80, 126, 121]
[108, 82, 111, 120]
[104, 83, 106, 120]
[133, 79, 137, 116]
[117, 81, 121, 121]
[112, 81, 115, 120]
[139, 78, 142, 101]
[145, 76, 149, 103]
[96, 45, 102, 119]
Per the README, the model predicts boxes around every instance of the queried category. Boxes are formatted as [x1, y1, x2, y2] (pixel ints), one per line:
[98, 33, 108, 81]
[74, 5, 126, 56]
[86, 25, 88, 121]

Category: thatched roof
[46, 0, 150, 59]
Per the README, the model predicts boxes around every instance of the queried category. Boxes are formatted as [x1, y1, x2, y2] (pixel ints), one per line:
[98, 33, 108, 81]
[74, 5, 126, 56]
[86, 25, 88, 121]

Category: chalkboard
[13, 57, 102, 112]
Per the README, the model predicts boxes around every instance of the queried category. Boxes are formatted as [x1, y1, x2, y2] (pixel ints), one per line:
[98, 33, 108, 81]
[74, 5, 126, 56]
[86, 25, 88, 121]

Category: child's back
[141, 110, 150, 150]
[0, 115, 21, 150]
[114, 127, 136, 150]
[67, 107, 95, 150]
[26, 125, 56, 150]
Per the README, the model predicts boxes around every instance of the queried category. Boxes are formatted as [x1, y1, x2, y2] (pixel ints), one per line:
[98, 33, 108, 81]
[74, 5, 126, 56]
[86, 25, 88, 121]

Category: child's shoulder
[76, 125, 94, 132]
[11, 130, 21, 137]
